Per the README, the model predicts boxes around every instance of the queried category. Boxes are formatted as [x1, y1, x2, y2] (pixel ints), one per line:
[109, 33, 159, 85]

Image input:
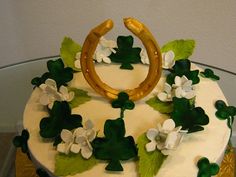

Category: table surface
[0, 56, 236, 177]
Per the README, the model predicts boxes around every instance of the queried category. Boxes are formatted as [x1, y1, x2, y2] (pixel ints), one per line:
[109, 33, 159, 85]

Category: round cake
[22, 18, 231, 177]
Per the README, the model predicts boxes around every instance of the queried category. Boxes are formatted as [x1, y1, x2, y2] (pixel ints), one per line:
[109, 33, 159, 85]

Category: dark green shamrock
[200, 68, 220, 81]
[13, 129, 29, 153]
[197, 157, 219, 177]
[109, 35, 141, 70]
[166, 59, 200, 85]
[171, 97, 209, 133]
[111, 92, 135, 118]
[39, 101, 82, 145]
[36, 168, 50, 177]
[92, 118, 137, 171]
[31, 58, 73, 88]
[215, 100, 236, 129]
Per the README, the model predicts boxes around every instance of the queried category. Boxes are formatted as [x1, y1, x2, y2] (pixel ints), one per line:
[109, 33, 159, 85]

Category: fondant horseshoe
[80, 18, 162, 101]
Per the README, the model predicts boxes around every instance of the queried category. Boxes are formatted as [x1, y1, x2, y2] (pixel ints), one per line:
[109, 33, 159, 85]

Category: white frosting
[23, 64, 230, 177]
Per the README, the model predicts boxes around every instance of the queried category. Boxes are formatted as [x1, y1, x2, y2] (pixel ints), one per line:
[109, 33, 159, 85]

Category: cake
[16, 18, 234, 177]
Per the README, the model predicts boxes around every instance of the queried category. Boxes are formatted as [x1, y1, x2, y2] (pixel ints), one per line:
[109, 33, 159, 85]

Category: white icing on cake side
[23, 64, 230, 177]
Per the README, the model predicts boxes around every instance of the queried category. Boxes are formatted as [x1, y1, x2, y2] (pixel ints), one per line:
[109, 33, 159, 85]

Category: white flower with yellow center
[145, 119, 186, 155]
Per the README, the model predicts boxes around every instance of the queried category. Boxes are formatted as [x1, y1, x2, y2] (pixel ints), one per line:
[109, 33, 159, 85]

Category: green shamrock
[39, 101, 82, 145]
[197, 157, 219, 177]
[200, 68, 220, 81]
[13, 129, 29, 153]
[31, 58, 73, 88]
[166, 59, 200, 85]
[36, 168, 50, 177]
[171, 97, 209, 133]
[92, 118, 137, 171]
[111, 92, 135, 118]
[109, 35, 141, 70]
[215, 100, 236, 129]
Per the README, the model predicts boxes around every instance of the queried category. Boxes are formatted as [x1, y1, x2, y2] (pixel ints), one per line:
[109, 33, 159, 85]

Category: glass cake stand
[0, 56, 235, 177]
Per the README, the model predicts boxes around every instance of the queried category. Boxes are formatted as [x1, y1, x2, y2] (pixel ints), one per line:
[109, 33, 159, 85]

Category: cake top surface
[15, 18, 236, 177]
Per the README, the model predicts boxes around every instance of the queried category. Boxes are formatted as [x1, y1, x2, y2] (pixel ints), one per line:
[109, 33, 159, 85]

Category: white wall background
[0, 0, 236, 72]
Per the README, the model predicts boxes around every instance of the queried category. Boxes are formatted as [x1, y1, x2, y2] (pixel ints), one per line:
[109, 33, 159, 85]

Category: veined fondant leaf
[54, 153, 98, 176]
[161, 40, 195, 60]
[146, 97, 173, 114]
[60, 37, 81, 71]
[68, 88, 91, 108]
[137, 133, 167, 177]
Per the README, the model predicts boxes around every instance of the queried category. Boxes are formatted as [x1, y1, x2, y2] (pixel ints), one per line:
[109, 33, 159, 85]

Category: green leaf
[60, 37, 81, 71]
[137, 133, 167, 177]
[54, 153, 98, 176]
[92, 118, 137, 171]
[109, 36, 141, 70]
[146, 96, 173, 114]
[161, 39, 195, 61]
[68, 88, 91, 108]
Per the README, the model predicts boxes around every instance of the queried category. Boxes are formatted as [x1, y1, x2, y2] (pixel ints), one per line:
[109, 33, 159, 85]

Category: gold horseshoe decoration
[80, 17, 162, 101]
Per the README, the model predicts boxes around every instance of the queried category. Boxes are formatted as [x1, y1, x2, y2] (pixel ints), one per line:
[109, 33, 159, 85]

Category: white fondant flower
[140, 49, 150, 65]
[94, 36, 116, 64]
[173, 76, 195, 99]
[157, 83, 173, 102]
[39, 79, 75, 109]
[145, 119, 186, 155]
[39, 79, 62, 108]
[74, 120, 96, 159]
[59, 86, 75, 102]
[162, 50, 175, 69]
[57, 120, 96, 159]
[74, 52, 81, 69]
[57, 129, 79, 154]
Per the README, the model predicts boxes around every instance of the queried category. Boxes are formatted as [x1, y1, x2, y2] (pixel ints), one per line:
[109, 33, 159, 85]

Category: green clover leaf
[197, 157, 219, 177]
[31, 58, 73, 88]
[109, 36, 141, 70]
[215, 100, 236, 130]
[111, 92, 135, 118]
[92, 118, 137, 171]
[166, 59, 200, 85]
[13, 129, 29, 154]
[200, 68, 220, 81]
[171, 97, 209, 133]
[39, 101, 82, 145]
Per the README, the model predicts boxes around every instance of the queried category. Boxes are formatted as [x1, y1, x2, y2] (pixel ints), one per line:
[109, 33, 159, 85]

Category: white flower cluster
[158, 75, 195, 102]
[145, 119, 186, 155]
[57, 120, 96, 159]
[39, 79, 74, 109]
